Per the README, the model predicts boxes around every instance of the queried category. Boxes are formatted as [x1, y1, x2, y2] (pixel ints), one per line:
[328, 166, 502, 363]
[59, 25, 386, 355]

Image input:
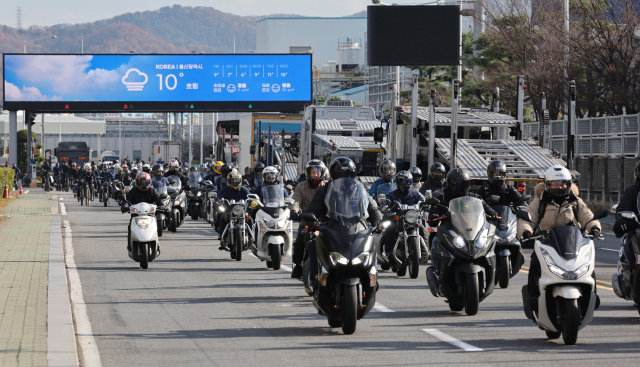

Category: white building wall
[256, 17, 367, 69]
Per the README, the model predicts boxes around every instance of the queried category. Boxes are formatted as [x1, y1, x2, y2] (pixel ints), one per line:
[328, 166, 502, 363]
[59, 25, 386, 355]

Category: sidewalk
[0, 191, 77, 367]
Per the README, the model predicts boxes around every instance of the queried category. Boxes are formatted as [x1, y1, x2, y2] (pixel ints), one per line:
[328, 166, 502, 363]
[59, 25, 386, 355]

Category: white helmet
[262, 166, 279, 185]
[169, 159, 179, 168]
[543, 165, 572, 197]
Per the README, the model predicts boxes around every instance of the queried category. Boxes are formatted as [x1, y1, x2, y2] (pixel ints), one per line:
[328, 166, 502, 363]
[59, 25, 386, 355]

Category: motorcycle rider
[40, 161, 51, 190]
[305, 157, 383, 282]
[152, 163, 169, 186]
[518, 165, 601, 311]
[248, 162, 266, 190]
[216, 170, 252, 240]
[214, 163, 233, 191]
[121, 172, 164, 253]
[428, 168, 499, 276]
[476, 160, 522, 205]
[383, 171, 427, 270]
[290, 160, 329, 279]
[164, 159, 190, 190]
[142, 164, 151, 174]
[252, 166, 290, 199]
[369, 159, 396, 199]
[419, 162, 446, 195]
[122, 166, 133, 186]
[612, 161, 640, 287]
[408, 167, 423, 191]
[61, 160, 70, 190]
[242, 166, 253, 186]
[204, 165, 218, 183]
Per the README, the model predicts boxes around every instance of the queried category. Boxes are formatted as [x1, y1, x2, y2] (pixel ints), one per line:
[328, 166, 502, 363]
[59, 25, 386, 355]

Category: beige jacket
[292, 180, 325, 224]
[517, 183, 600, 237]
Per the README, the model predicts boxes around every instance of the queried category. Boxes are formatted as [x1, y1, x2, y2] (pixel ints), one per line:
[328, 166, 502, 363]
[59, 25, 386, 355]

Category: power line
[16, 6, 23, 30]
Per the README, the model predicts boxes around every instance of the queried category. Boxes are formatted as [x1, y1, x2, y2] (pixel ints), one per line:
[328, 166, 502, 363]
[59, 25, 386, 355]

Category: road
[58, 190, 640, 367]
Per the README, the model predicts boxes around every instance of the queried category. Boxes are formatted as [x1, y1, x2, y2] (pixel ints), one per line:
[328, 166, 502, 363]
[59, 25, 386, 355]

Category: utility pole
[568, 81, 576, 169]
[450, 80, 460, 170]
[410, 75, 418, 167]
[428, 90, 436, 169]
[199, 113, 203, 165]
[118, 116, 122, 161]
[389, 83, 397, 164]
[189, 113, 193, 166]
[516, 75, 524, 140]
[41, 114, 45, 157]
[9, 111, 17, 167]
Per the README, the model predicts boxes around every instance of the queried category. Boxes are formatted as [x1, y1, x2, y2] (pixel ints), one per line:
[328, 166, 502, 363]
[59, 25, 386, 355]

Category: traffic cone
[19, 184, 23, 195]
[2, 184, 8, 199]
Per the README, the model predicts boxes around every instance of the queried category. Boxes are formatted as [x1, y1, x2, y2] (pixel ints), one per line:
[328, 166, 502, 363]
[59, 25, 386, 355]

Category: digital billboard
[3, 54, 312, 112]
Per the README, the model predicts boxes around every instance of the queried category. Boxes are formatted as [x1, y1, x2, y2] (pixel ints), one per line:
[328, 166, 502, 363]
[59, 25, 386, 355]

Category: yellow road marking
[597, 280, 612, 285]
[597, 285, 613, 291]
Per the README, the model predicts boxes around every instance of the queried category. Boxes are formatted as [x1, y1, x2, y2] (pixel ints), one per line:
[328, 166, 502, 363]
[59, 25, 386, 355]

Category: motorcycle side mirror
[515, 208, 533, 223]
[247, 194, 260, 201]
[203, 180, 212, 185]
[160, 193, 168, 199]
[610, 204, 618, 214]
[592, 208, 609, 221]
[425, 197, 440, 206]
[617, 211, 638, 222]
[301, 213, 318, 223]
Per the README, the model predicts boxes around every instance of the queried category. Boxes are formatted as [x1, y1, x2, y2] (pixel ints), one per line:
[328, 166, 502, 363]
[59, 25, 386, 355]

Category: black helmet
[189, 166, 197, 173]
[244, 166, 252, 175]
[408, 167, 422, 182]
[152, 163, 164, 177]
[396, 171, 414, 194]
[135, 172, 152, 191]
[429, 162, 446, 184]
[220, 163, 233, 178]
[379, 159, 396, 181]
[446, 168, 471, 196]
[329, 157, 357, 180]
[305, 159, 328, 189]
[487, 160, 507, 187]
[254, 162, 265, 174]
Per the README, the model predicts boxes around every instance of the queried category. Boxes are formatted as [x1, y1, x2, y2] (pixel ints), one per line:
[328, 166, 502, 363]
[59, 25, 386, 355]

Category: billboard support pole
[189, 113, 193, 166]
[9, 111, 17, 168]
[41, 114, 45, 157]
[267, 125, 272, 166]
[450, 80, 460, 170]
[410, 75, 418, 167]
[118, 117, 122, 162]
[428, 90, 436, 170]
[27, 112, 33, 184]
[200, 113, 203, 166]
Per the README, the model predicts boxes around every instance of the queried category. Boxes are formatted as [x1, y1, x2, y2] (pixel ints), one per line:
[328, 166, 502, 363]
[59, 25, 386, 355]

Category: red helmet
[135, 172, 152, 191]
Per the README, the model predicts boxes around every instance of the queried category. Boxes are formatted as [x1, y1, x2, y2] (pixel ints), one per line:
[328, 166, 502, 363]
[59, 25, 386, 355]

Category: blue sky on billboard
[4, 54, 311, 103]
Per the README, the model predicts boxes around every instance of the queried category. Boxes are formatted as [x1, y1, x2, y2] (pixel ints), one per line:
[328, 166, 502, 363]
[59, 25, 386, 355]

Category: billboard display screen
[3, 54, 312, 112]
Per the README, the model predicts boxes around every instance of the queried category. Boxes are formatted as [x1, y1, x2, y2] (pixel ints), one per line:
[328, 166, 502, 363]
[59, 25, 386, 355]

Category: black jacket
[165, 170, 190, 190]
[125, 186, 163, 207]
[428, 188, 494, 227]
[305, 182, 382, 227]
[476, 184, 522, 206]
[419, 177, 444, 195]
[614, 181, 640, 237]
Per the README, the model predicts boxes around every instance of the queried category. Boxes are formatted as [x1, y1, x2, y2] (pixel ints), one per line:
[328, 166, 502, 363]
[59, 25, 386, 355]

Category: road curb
[48, 216, 80, 367]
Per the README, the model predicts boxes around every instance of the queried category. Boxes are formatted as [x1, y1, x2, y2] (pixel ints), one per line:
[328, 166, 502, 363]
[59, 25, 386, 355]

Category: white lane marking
[62, 221, 102, 367]
[24, 190, 29, 194]
[422, 328, 483, 352]
[598, 248, 619, 252]
[373, 303, 395, 312]
[202, 230, 214, 233]
[281, 264, 292, 272]
[60, 203, 67, 215]
[59, 197, 64, 201]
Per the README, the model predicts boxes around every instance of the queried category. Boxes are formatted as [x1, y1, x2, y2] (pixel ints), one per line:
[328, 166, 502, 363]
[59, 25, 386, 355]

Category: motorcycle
[516, 208, 607, 345]
[167, 176, 186, 232]
[126, 202, 160, 269]
[101, 179, 111, 207]
[487, 194, 529, 289]
[151, 177, 173, 234]
[218, 198, 254, 261]
[301, 177, 378, 335]
[425, 196, 497, 316]
[187, 172, 203, 220]
[42, 172, 54, 192]
[382, 200, 430, 279]
[252, 186, 294, 270]
[611, 194, 640, 315]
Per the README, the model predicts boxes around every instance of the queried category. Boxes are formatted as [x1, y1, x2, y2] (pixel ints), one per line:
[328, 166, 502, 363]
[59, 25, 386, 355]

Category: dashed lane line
[422, 328, 483, 352]
[598, 248, 619, 252]
[60, 203, 67, 215]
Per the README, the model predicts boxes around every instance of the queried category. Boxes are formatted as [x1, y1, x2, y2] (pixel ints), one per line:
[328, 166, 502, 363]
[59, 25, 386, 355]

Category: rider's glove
[486, 208, 499, 219]
[250, 201, 259, 208]
[522, 230, 532, 240]
[590, 228, 601, 238]
[120, 205, 129, 213]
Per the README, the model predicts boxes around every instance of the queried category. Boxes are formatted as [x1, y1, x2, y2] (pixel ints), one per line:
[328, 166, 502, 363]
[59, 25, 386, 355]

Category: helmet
[429, 163, 447, 184]
[396, 171, 414, 194]
[114, 160, 119, 165]
[305, 159, 328, 189]
[114, 163, 120, 170]
[101, 164, 107, 171]
[131, 167, 138, 175]
[254, 162, 265, 175]
[121, 163, 128, 169]
[244, 166, 252, 175]
[199, 164, 206, 173]
[408, 167, 422, 182]
[209, 165, 217, 174]
[446, 168, 471, 196]
[227, 171, 242, 190]
[142, 164, 151, 173]
[262, 166, 279, 185]
[487, 160, 507, 187]
[329, 157, 357, 180]
[117, 167, 123, 173]
[85, 163, 92, 172]
[213, 161, 223, 174]
[91, 164, 97, 170]
[135, 172, 152, 191]
[169, 159, 179, 169]
[544, 165, 572, 197]
[71, 162, 77, 168]
[379, 159, 396, 181]
[220, 163, 233, 178]
[189, 166, 197, 173]
[152, 163, 164, 177]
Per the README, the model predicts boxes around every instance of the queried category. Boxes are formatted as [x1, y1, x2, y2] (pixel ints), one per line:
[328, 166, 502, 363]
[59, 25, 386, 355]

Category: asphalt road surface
[59, 190, 640, 367]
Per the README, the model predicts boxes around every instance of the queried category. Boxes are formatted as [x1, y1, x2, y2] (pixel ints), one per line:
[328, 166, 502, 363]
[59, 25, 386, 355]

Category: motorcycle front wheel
[235, 230, 243, 261]
[465, 273, 480, 316]
[140, 243, 149, 269]
[408, 237, 420, 279]
[561, 298, 580, 345]
[342, 284, 358, 335]
[498, 256, 511, 289]
[270, 244, 281, 270]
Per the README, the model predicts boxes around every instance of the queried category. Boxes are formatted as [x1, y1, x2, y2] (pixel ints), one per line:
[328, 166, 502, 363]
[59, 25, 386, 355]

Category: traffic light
[25, 111, 37, 126]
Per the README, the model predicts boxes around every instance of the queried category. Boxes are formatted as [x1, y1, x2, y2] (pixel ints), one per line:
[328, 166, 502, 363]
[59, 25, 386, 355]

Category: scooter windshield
[449, 197, 485, 241]
[151, 178, 167, 196]
[262, 185, 285, 208]
[324, 178, 369, 224]
[491, 205, 512, 230]
[167, 176, 182, 195]
[547, 226, 589, 260]
[376, 182, 396, 197]
[188, 172, 202, 187]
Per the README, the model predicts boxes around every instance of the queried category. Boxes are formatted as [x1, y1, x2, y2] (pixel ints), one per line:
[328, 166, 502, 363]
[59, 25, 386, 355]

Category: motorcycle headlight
[540, 247, 591, 280]
[378, 221, 391, 231]
[231, 205, 244, 216]
[329, 252, 349, 266]
[134, 217, 151, 229]
[174, 200, 180, 206]
[453, 236, 465, 248]
[197, 191, 201, 197]
[351, 252, 370, 266]
[475, 229, 489, 248]
[264, 219, 275, 229]
[277, 219, 287, 228]
[405, 210, 419, 224]
[218, 205, 226, 213]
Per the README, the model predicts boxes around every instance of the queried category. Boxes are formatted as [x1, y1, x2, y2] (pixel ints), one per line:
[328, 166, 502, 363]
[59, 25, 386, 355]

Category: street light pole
[0, 35, 59, 53]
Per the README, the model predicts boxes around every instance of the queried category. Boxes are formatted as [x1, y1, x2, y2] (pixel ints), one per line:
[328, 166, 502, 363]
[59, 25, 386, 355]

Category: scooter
[516, 208, 607, 345]
[167, 176, 186, 232]
[126, 202, 160, 270]
[252, 187, 294, 270]
[425, 196, 497, 316]
[611, 194, 640, 315]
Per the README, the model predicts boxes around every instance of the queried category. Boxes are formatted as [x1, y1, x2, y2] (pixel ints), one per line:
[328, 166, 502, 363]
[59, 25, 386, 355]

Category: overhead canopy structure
[398, 106, 517, 127]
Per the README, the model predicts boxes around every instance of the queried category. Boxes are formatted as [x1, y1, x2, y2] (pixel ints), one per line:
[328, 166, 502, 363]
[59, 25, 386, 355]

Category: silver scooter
[127, 202, 160, 270]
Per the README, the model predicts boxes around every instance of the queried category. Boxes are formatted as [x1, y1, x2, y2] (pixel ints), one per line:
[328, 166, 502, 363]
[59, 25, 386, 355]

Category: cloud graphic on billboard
[4, 81, 62, 102]
[122, 69, 148, 91]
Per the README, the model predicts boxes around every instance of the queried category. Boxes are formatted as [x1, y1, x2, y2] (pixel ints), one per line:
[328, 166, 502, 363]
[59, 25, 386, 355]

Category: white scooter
[516, 208, 608, 345]
[127, 202, 160, 269]
[251, 187, 294, 270]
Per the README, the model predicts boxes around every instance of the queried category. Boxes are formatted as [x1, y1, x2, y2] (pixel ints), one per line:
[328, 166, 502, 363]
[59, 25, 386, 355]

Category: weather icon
[227, 84, 236, 93]
[122, 68, 148, 91]
[271, 84, 280, 93]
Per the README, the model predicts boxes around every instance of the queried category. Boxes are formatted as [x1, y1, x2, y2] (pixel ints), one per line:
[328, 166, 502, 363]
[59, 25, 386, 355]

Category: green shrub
[0, 167, 15, 194]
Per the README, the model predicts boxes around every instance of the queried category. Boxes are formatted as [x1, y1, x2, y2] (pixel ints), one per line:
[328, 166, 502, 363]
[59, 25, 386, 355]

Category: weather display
[3, 54, 312, 104]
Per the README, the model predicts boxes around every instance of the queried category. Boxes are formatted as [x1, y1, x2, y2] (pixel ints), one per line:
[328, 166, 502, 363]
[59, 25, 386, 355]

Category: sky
[1, 0, 433, 28]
